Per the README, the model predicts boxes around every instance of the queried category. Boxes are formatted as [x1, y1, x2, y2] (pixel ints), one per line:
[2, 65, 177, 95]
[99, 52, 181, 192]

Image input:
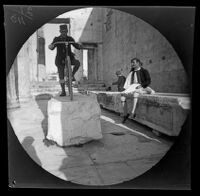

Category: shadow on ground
[35, 93, 56, 147]
[33, 93, 174, 186]
[21, 136, 42, 166]
[56, 107, 173, 186]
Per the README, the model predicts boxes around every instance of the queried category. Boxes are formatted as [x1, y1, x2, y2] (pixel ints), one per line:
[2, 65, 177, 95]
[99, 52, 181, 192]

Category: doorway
[82, 43, 98, 83]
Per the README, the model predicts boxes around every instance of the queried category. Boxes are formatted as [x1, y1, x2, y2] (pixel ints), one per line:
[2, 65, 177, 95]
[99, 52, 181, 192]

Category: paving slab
[95, 162, 137, 186]
[60, 165, 103, 185]
[7, 95, 173, 186]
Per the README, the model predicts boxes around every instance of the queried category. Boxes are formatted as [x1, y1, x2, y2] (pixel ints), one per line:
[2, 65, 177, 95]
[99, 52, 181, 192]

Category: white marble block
[47, 93, 103, 146]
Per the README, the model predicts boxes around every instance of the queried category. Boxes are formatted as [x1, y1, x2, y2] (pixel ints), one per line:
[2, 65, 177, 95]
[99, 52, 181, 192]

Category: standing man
[112, 70, 126, 92]
[48, 24, 82, 96]
[121, 58, 155, 123]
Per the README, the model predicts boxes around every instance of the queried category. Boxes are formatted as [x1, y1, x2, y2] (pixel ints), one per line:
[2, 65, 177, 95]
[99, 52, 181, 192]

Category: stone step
[153, 92, 190, 97]
[78, 87, 107, 91]
[31, 82, 59, 89]
[31, 82, 107, 93]
[78, 84, 106, 88]
[80, 80, 105, 84]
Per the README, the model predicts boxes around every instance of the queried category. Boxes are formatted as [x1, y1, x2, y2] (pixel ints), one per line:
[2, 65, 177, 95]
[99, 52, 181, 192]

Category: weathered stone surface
[101, 8, 189, 93]
[6, 59, 20, 109]
[132, 94, 190, 136]
[7, 98, 172, 186]
[17, 39, 32, 102]
[47, 93, 103, 146]
[95, 91, 123, 113]
[92, 91, 190, 136]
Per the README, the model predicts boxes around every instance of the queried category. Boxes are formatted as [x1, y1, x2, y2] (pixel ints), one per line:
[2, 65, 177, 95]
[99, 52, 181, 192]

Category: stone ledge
[91, 91, 191, 136]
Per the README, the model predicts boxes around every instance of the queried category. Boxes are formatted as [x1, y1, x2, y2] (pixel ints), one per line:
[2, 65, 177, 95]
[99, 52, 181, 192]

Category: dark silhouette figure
[35, 94, 56, 147]
[21, 136, 42, 166]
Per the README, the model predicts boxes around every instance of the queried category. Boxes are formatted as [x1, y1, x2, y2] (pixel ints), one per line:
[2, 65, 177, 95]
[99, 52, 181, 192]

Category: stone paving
[7, 93, 173, 186]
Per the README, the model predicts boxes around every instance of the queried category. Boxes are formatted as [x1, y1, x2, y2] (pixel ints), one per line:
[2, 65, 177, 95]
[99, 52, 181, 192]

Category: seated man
[112, 70, 126, 92]
[48, 24, 82, 96]
[121, 58, 155, 123]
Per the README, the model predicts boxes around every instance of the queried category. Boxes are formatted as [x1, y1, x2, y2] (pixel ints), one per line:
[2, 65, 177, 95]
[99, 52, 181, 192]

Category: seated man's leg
[121, 96, 129, 123]
[145, 86, 155, 94]
[129, 87, 155, 118]
[130, 92, 140, 118]
[139, 86, 155, 94]
[130, 87, 154, 117]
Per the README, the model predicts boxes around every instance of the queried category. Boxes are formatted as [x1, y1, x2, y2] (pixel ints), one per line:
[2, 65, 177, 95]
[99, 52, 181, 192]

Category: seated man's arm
[141, 69, 151, 88]
[119, 76, 126, 87]
[112, 78, 119, 85]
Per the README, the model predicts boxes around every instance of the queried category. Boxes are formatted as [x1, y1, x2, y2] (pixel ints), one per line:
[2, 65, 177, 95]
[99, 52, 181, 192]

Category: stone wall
[70, 8, 103, 43]
[7, 29, 41, 107]
[17, 40, 32, 101]
[12, 8, 189, 93]
[6, 58, 20, 109]
[36, 26, 46, 81]
[28, 32, 38, 82]
[101, 8, 189, 93]
[59, 8, 104, 82]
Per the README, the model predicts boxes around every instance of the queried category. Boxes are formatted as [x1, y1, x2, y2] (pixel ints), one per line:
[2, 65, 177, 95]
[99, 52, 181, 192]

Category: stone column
[97, 44, 103, 81]
[29, 32, 38, 83]
[17, 41, 32, 103]
[6, 58, 20, 109]
[37, 27, 46, 81]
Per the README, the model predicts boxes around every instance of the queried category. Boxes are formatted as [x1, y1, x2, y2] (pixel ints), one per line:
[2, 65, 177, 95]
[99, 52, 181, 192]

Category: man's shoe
[122, 114, 130, 124]
[60, 91, 66, 96]
[130, 113, 136, 119]
[74, 143, 83, 147]
[72, 76, 76, 81]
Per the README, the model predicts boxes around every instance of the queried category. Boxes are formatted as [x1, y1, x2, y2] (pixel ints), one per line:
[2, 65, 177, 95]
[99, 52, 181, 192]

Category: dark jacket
[130, 67, 151, 88]
[112, 75, 126, 92]
[51, 35, 80, 66]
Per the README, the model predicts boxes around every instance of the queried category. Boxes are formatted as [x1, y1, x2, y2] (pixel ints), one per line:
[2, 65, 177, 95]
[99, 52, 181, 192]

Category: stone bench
[47, 93, 103, 146]
[90, 91, 191, 136]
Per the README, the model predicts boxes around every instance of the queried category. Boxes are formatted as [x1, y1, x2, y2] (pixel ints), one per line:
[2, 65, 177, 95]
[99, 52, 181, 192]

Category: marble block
[47, 93, 103, 146]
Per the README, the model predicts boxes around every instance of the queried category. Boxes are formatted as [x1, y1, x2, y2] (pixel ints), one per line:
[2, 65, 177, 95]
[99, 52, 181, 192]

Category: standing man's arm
[69, 37, 82, 50]
[48, 37, 57, 50]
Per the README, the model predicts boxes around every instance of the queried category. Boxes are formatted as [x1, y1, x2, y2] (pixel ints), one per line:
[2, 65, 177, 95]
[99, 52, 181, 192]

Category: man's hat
[60, 24, 68, 31]
[116, 70, 121, 75]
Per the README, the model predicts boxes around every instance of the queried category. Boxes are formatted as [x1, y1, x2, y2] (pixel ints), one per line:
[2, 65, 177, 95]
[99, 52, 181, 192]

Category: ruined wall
[17, 40, 32, 101]
[69, 8, 104, 81]
[37, 26, 46, 81]
[101, 8, 189, 93]
[70, 8, 102, 43]
[28, 32, 38, 82]
[7, 58, 20, 109]
[7, 30, 39, 106]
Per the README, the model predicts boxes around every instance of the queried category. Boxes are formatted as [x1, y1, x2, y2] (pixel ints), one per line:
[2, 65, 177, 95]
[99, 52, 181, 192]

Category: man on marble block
[121, 58, 155, 123]
[48, 24, 82, 96]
